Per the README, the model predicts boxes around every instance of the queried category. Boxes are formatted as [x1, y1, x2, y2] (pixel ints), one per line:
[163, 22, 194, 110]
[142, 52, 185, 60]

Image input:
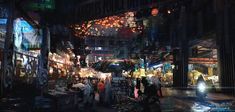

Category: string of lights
[72, 11, 143, 37]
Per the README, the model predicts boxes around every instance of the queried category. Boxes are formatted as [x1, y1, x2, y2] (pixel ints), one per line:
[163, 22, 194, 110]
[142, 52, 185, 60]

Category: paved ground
[1, 87, 235, 112]
[95, 106, 117, 112]
[93, 88, 235, 112]
[160, 88, 235, 112]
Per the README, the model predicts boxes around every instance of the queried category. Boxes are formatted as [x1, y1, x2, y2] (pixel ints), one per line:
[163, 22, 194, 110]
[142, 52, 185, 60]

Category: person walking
[97, 80, 105, 105]
[104, 77, 112, 106]
[152, 75, 162, 97]
[158, 77, 163, 97]
[135, 78, 141, 98]
[83, 79, 92, 107]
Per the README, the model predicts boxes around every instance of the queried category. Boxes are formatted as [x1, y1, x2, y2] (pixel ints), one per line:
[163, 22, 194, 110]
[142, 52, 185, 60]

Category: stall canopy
[92, 59, 135, 73]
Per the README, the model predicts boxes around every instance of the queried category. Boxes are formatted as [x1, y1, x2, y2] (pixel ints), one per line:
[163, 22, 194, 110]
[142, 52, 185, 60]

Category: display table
[45, 90, 81, 111]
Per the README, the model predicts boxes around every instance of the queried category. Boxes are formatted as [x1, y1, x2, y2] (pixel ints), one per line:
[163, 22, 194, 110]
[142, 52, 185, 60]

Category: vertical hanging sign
[0, 5, 8, 47]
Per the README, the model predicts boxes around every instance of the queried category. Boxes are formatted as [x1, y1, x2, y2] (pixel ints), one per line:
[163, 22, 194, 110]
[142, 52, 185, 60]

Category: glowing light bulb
[167, 10, 171, 14]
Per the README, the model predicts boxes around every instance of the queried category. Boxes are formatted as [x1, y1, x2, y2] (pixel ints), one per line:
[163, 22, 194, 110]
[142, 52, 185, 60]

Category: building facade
[85, 36, 131, 63]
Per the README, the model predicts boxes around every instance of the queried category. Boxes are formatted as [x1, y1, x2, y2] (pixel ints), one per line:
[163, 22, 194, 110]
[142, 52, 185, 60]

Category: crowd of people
[67, 74, 163, 111]
[69, 77, 112, 110]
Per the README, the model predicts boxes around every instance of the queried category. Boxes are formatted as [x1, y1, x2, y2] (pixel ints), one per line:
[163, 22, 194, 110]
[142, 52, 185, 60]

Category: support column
[216, 0, 235, 95]
[1, 0, 15, 96]
[232, 2, 235, 95]
[37, 16, 49, 94]
[173, 6, 188, 88]
[197, 11, 203, 36]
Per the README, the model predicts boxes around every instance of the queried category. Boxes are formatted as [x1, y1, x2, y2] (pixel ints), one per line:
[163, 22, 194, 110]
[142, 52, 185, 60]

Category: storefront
[48, 51, 76, 80]
[187, 40, 219, 88]
[13, 18, 41, 84]
[188, 57, 219, 87]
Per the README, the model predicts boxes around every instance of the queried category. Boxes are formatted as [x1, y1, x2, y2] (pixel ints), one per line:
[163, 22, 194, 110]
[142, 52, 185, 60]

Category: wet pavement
[94, 88, 235, 112]
[95, 107, 117, 112]
[160, 88, 235, 112]
[1, 88, 235, 112]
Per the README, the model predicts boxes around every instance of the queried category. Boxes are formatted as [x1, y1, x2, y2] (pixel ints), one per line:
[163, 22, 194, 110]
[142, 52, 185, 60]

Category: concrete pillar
[197, 11, 203, 36]
[216, 0, 235, 95]
[37, 15, 49, 93]
[173, 6, 188, 88]
[1, 0, 15, 96]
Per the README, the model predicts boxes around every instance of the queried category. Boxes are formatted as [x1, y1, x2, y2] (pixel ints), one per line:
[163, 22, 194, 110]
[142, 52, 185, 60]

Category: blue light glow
[14, 18, 42, 51]
[14, 18, 34, 33]
[0, 19, 7, 24]
[198, 82, 206, 93]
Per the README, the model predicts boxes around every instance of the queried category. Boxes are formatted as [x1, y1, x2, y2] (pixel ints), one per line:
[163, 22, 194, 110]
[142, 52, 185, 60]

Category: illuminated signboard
[14, 18, 42, 51]
[0, 18, 7, 45]
[0, 6, 8, 48]
[28, 0, 55, 10]
[0, 18, 7, 24]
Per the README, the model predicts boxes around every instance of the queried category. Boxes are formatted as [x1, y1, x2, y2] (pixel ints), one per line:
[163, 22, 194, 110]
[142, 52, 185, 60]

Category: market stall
[188, 64, 219, 87]
[13, 18, 41, 84]
[48, 52, 76, 79]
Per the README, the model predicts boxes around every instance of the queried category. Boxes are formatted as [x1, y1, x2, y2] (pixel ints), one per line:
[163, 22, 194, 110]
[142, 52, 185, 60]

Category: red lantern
[151, 8, 159, 16]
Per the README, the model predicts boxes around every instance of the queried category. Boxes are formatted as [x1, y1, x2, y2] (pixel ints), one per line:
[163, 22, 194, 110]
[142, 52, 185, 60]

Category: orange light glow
[151, 8, 159, 16]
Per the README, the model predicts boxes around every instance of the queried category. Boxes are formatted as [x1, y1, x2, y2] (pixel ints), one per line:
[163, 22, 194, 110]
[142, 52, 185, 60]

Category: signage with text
[28, 0, 55, 11]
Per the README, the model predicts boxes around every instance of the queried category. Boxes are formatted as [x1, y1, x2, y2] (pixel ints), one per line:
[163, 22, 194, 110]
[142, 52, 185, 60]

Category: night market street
[1, 0, 235, 112]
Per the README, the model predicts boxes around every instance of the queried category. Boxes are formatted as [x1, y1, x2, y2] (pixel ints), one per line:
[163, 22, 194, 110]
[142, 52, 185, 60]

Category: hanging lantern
[151, 8, 159, 16]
